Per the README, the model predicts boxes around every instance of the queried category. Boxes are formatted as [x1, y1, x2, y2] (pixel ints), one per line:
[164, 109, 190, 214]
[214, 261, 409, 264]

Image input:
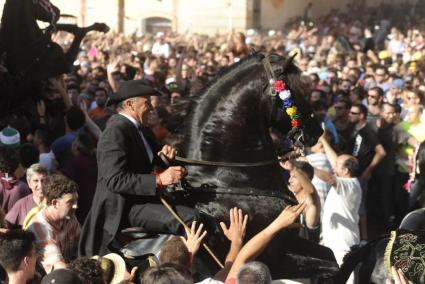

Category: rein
[160, 151, 301, 168]
[172, 156, 279, 167]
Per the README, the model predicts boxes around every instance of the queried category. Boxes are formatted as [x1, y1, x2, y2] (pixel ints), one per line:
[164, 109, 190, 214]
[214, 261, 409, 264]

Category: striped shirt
[306, 153, 332, 216]
[27, 208, 80, 273]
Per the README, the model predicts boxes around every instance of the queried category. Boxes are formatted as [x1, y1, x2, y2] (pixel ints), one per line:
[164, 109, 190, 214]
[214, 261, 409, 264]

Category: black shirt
[344, 124, 380, 175]
[369, 119, 411, 175]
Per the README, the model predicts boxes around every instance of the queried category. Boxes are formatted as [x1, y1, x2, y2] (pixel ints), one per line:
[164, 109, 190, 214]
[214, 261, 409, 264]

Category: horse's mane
[166, 52, 264, 136]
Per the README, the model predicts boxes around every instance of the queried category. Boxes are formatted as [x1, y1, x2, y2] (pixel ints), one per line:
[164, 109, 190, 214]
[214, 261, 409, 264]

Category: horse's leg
[54, 23, 109, 68]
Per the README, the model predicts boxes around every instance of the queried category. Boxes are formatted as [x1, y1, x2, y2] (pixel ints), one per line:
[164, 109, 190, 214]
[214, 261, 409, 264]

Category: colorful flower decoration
[273, 81, 285, 92]
[274, 80, 301, 128]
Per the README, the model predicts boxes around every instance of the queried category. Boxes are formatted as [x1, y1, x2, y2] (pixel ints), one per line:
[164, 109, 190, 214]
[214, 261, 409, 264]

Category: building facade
[0, 0, 413, 35]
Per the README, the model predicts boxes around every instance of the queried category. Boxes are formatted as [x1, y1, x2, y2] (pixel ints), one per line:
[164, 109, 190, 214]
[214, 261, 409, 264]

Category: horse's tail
[332, 236, 389, 283]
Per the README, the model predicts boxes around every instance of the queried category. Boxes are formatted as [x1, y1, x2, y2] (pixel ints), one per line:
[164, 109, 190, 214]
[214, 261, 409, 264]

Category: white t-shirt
[322, 177, 362, 251]
[196, 278, 223, 284]
[152, 42, 171, 58]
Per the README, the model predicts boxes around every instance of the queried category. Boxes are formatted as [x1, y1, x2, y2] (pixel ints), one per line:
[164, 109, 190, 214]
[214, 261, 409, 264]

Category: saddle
[385, 229, 425, 283]
[113, 227, 175, 261]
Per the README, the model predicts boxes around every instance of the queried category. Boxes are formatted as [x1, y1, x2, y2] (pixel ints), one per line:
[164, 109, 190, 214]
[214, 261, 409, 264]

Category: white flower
[279, 90, 291, 100]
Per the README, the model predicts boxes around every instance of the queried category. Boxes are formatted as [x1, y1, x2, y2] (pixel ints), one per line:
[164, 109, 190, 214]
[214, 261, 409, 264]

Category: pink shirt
[5, 194, 37, 226]
[0, 178, 30, 213]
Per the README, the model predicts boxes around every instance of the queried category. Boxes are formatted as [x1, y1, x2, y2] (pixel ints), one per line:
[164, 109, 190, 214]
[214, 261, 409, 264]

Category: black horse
[168, 52, 339, 280]
[0, 0, 108, 122]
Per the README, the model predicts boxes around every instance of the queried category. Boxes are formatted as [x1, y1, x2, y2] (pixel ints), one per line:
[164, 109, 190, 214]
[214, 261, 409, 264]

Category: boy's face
[288, 171, 302, 195]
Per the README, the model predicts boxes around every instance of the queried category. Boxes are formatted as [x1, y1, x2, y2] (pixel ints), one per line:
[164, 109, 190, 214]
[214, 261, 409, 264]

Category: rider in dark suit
[79, 80, 199, 256]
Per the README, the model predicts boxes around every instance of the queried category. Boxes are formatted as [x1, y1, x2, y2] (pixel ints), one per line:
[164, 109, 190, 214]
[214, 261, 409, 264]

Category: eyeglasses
[350, 111, 360, 115]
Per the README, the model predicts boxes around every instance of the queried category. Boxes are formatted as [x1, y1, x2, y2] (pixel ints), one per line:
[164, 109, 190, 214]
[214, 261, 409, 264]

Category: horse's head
[0, 0, 60, 54]
[262, 53, 323, 149]
[32, 0, 60, 25]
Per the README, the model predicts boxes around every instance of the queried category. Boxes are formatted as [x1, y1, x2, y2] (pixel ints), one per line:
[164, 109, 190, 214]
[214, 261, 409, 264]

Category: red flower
[291, 120, 300, 128]
[274, 81, 285, 92]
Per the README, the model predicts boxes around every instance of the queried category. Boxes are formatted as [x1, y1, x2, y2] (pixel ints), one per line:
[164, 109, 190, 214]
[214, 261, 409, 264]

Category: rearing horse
[175, 52, 339, 280]
[0, 0, 108, 121]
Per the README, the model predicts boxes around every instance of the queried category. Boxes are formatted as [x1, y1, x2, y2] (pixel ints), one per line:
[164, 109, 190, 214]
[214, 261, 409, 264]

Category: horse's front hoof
[90, 23, 110, 33]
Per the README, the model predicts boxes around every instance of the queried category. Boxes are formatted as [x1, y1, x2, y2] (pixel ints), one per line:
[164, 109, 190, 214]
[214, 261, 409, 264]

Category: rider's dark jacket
[78, 114, 162, 256]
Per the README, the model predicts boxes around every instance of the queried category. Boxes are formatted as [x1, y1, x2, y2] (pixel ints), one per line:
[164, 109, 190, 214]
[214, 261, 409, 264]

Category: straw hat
[92, 253, 126, 284]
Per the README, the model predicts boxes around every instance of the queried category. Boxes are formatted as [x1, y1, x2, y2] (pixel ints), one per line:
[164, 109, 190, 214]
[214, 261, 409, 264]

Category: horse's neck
[184, 63, 276, 163]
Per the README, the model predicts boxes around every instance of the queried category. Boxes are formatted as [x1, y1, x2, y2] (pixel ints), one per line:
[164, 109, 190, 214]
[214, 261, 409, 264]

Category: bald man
[313, 134, 361, 284]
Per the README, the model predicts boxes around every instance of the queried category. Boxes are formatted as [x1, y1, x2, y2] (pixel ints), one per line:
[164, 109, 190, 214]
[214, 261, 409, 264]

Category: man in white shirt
[313, 134, 361, 284]
[152, 32, 171, 58]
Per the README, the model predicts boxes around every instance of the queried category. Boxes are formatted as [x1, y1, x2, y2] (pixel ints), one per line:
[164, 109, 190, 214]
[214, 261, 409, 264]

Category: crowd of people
[1, 1, 425, 283]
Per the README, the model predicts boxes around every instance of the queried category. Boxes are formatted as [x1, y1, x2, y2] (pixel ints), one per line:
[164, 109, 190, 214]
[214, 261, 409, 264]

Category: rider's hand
[159, 145, 177, 160]
[220, 207, 248, 246]
[157, 166, 186, 186]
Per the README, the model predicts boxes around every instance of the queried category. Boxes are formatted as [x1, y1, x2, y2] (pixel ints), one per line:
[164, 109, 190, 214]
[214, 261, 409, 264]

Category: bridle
[262, 54, 307, 153]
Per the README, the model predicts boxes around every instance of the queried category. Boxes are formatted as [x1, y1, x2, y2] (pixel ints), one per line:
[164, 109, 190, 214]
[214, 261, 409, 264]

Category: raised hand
[107, 57, 119, 74]
[280, 160, 294, 171]
[220, 207, 248, 245]
[79, 100, 89, 115]
[124, 266, 138, 283]
[273, 202, 306, 230]
[391, 266, 408, 284]
[36, 100, 46, 117]
[180, 221, 207, 255]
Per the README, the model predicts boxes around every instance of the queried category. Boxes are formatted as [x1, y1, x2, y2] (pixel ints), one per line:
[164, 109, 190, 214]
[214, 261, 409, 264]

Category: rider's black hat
[107, 80, 161, 106]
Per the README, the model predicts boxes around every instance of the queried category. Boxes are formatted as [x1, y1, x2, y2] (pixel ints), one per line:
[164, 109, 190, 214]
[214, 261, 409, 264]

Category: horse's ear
[283, 53, 297, 73]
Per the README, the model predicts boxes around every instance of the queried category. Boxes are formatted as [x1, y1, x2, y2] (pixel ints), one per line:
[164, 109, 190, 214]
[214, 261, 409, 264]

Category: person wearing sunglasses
[366, 87, 384, 123]
[346, 103, 386, 241]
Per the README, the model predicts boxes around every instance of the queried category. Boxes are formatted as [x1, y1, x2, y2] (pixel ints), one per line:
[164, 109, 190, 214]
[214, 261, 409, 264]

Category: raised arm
[320, 135, 338, 169]
[293, 169, 321, 228]
[314, 168, 337, 187]
[214, 207, 248, 281]
[79, 100, 102, 140]
[226, 203, 306, 281]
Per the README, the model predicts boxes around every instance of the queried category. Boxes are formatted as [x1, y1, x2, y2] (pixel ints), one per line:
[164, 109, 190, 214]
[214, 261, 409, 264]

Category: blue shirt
[324, 117, 340, 144]
[51, 131, 78, 168]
